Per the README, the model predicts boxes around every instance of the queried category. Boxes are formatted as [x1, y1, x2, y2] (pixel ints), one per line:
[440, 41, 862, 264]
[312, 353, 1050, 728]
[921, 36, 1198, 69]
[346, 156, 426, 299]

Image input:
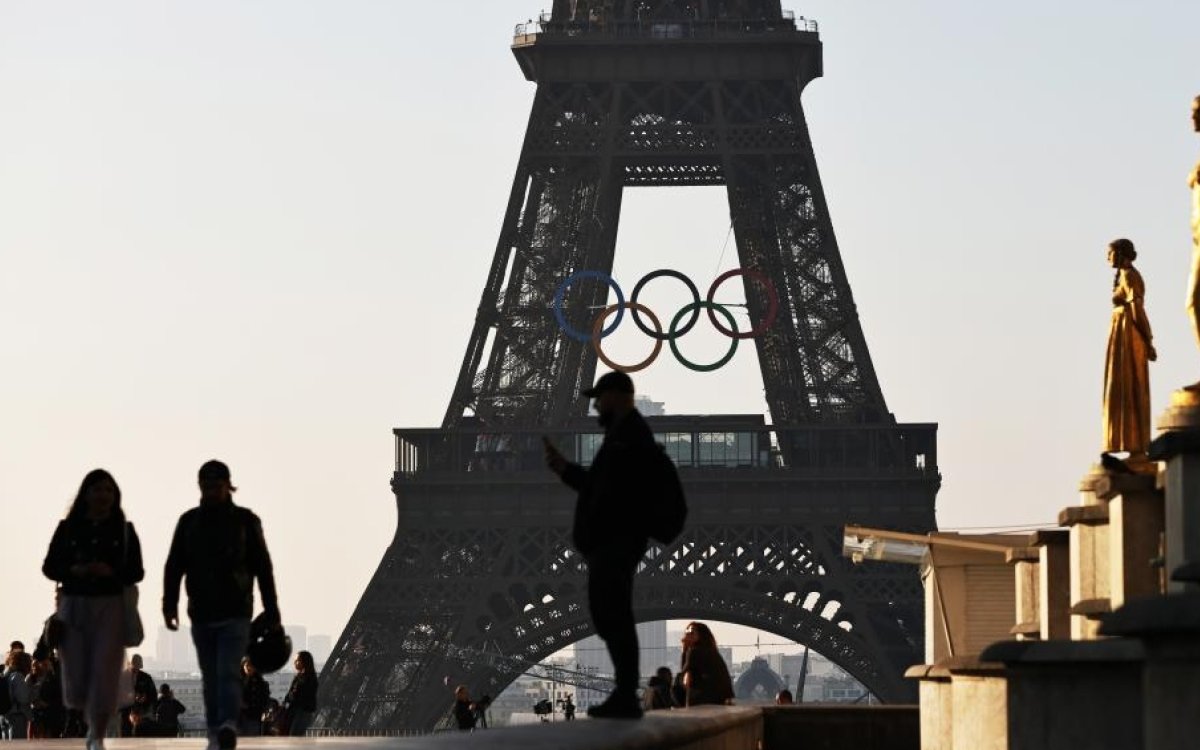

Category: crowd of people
[0, 460, 314, 750]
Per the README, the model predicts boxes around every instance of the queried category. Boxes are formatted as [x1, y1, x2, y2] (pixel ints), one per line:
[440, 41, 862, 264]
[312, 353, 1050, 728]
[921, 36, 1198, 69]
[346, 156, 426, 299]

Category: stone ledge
[1150, 424, 1200, 459]
[982, 638, 1144, 664]
[1085, 471, 1157, 501]
[1102, 591, 1200, 637]
[26, 708, 763, 750]
[1058, 505, 1109, 526]
[1005, 547, 1039, 563]
[1070, 597, 1112, 616]
[1031, 529, 1069, 546]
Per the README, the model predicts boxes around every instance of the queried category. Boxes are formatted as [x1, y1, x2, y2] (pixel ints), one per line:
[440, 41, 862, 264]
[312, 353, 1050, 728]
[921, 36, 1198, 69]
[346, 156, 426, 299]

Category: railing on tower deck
[394, 419, 937, 481]
[513, 11, 818, 43]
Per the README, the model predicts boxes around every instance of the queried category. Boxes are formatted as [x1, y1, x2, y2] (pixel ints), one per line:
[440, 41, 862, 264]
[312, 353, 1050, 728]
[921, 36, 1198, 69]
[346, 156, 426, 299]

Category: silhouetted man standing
[163, 460, 280, 750]
[544, 371, 653, 719]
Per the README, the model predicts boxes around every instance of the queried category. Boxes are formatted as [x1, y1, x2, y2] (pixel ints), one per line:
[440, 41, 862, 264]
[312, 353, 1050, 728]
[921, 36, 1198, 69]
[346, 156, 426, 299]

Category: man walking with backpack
[543, 371, 686, 719]
[163, 460, 281, 750]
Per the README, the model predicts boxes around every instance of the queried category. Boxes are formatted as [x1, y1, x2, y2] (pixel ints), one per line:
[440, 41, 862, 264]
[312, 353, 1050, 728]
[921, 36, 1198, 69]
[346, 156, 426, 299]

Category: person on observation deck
[543, 370, 658, 719]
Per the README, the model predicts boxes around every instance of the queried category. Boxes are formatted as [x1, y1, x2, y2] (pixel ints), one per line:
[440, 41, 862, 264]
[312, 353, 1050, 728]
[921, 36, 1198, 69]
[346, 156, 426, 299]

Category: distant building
[574, 621, 668, 684]
[308, 635, 332, 668]
[635, 395, 666, 416]
[152, 626, 198, 674]
[285, 625, 308, 653]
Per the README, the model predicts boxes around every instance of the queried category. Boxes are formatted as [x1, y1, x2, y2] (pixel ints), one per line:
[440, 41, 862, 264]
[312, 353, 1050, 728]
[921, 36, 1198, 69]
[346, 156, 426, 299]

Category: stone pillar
[1007, 547, 1041, 640]
[1088, 472, 1165, 608]
[1035, 530, 1070, 640]
[981, 639, 1145, 750]
[1148, 412, 1200, 592]
[1062, 472, 1112, 639]
[907, 666, 952, 750]
[1102, 593, 1200, 750]
[907, 660, 1007, 750]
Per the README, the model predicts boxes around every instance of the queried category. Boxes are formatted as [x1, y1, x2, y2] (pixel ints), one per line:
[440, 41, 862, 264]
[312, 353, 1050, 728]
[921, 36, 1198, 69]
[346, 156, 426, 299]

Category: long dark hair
[296, 651, 316, 675]
[66, 469, 125, 523]
[684, 621, 718, 650]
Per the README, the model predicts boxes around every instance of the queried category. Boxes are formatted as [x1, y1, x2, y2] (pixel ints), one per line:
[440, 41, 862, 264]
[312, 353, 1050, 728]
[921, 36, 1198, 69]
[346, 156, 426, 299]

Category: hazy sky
[3, 1, 1199, 665]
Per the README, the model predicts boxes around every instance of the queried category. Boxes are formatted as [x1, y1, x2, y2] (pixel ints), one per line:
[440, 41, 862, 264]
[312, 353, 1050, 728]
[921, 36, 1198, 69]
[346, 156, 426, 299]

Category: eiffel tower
[319, 1, 939, 731]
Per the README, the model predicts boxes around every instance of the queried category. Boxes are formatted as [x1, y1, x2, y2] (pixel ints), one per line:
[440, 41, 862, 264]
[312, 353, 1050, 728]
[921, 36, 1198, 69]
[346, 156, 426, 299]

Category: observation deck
[510, 10, 822, 84]
[513, 10, 817, 45]
[395, 415, 938, 485]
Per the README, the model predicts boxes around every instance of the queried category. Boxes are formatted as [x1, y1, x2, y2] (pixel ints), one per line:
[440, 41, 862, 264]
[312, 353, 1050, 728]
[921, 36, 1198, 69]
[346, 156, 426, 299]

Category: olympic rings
[707, 268, 779, 340]
[552, 267, 778, 373]
[630, 269, 700, 341]
[669, 302, 739, 372]
[554, 271, 626, 343]
[591, 302, 664, 373]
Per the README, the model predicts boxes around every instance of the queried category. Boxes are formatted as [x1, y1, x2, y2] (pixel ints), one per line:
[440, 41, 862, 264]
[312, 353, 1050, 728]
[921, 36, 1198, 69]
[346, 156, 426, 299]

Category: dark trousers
[587, 545, 643, 695]
[191, 619, 251, 734]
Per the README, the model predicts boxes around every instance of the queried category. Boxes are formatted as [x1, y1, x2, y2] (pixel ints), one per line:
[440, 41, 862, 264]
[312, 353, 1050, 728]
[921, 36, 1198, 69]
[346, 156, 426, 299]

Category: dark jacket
[155, 697, 186, 730]
[285, 672, 318, 713]
[162, 500, 279, 624]
[561, 410, 655, 557]
[242, 672, 271, 718]
[453, 698, 476, 730]
[123, 670, 157, 711]
[682, 646, 734, 707]
[42, 516, 144, 596]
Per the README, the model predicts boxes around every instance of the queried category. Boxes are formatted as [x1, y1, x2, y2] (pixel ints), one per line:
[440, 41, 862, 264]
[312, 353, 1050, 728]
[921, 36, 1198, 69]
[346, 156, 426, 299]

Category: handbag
[122, 523, 144, 648]
[42, 611, 65, 650]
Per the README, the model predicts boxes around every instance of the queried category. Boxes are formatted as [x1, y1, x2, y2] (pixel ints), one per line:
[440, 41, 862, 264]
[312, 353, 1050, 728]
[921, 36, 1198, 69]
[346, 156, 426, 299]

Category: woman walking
[678, 622, 734, 707]
[42, 469, 144, 750]
[283, 652, 318, 737]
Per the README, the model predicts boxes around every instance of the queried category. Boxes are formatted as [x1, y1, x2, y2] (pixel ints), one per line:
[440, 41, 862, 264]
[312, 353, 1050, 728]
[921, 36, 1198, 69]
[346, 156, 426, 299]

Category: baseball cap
[582, 371, 635, 398]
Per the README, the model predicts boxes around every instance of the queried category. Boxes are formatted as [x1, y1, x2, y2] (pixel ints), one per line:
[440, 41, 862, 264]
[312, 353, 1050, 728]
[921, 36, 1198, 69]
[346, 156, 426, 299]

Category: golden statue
[1189, 96, 1200, 353]
[1103, 238, 1157, 464]
[1164, 96, 1200, 426]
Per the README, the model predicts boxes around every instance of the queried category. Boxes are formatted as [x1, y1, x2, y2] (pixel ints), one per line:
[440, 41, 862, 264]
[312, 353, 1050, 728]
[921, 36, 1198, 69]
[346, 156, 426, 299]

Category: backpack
[645, 445, 688, 544]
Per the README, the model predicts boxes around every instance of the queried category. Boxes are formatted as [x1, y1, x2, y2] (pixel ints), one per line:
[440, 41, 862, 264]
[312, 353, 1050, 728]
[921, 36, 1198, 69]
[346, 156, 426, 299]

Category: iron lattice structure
[320, 2, 939, 732]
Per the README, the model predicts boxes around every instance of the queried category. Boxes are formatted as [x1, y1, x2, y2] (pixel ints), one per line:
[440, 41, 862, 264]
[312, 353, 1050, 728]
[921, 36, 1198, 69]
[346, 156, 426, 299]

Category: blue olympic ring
[554, 271, 627, 343]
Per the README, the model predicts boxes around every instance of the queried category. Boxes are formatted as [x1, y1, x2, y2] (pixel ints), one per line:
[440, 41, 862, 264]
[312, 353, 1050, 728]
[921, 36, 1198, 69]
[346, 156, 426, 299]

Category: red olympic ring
[706, 268, 779, 340]
[591, 302, 664, 374]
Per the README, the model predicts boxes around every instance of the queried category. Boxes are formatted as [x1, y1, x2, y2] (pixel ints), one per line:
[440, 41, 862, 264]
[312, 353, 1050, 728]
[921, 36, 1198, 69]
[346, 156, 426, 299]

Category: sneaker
[586, 694, 643, 720]
[217, 727, 237, 750]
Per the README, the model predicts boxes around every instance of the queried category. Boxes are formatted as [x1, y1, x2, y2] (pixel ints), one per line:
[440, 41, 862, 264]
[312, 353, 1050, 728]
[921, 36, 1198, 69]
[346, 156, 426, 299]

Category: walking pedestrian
[283, 652, 317, 736]
[238, 658, 269, 736]
[42, 469, 145, 750]
[2, 652, 32, 739]
[163, 460, 282, 750]
[543, 371, 659, 719]
[154, 685, 186, 737]
[118, 654, 156, 736]
[679, 622, 733, 707]
[451, 685, 476, 731]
